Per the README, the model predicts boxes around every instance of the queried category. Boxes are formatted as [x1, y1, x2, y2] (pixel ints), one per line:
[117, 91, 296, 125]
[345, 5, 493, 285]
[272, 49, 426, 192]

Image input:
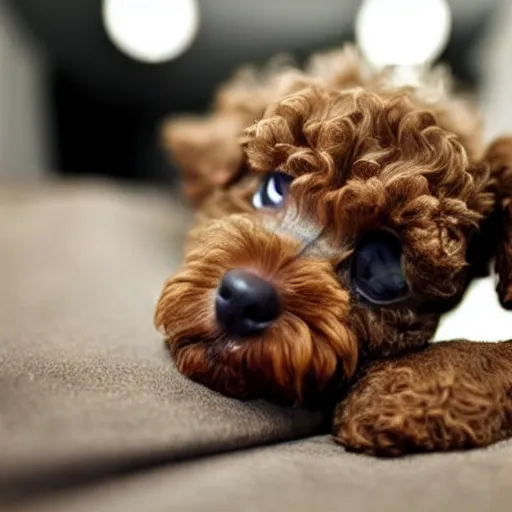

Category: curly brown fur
[156, 44, 512, 455]
[333, 341, 512, 456]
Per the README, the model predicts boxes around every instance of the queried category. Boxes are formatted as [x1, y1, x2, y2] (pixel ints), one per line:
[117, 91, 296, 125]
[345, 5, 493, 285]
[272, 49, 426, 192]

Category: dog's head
[155, 54, 501, 405]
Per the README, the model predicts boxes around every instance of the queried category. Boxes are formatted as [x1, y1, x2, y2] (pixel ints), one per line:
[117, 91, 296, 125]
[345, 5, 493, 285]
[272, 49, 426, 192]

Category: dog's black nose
[215, 269, 280, 336]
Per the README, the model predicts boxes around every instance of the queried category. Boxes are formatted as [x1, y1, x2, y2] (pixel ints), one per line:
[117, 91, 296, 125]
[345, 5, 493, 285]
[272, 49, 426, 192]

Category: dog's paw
[332, 390, 439, 457]
[331, 349, 512, 457]
[332, 365, 439, 456]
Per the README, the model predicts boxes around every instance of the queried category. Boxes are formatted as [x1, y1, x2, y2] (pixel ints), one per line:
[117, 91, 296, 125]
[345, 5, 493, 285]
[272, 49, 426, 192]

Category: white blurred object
[433, 276, 512, 342]
[102, 0, 199, 63]
[0, 4, 49, 182]
[356, 0, 451, 70]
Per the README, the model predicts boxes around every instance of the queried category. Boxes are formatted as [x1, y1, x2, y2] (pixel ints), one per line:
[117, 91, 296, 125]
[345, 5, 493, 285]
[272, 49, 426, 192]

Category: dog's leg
[332, 340, 512, 456]
[498, 203, 512, 307]
[485, 137, 512, 308]
[495, 198, 512, 307]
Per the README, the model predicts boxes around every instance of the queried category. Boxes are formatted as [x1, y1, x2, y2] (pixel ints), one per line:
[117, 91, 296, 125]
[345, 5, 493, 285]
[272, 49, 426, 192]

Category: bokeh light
[356, 0, 452, 69]
[102, 0, 199, 63]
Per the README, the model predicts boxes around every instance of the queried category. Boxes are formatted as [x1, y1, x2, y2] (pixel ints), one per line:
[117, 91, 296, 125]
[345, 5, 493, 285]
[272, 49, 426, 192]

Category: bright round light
[102, 0, 199, 63]
[356, 0, 451, 68]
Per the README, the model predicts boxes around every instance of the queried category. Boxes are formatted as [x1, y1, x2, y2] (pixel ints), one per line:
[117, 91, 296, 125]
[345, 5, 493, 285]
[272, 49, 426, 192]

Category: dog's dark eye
[351, 231, 409, 305]
[252, 171, 293, 209]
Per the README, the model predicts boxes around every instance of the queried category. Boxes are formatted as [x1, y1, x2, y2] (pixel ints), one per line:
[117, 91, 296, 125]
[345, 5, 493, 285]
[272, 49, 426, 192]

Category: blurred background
[0, 0, 510, 186]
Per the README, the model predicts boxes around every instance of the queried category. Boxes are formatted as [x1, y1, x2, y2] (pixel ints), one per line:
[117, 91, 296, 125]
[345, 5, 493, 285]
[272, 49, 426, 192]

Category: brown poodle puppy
[155, 46, 512, 456]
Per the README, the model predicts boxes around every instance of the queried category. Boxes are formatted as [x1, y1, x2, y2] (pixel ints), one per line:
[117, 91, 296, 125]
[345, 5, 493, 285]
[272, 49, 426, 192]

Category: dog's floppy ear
[483, 136, 512, 308]
[162, 111, 250, 206]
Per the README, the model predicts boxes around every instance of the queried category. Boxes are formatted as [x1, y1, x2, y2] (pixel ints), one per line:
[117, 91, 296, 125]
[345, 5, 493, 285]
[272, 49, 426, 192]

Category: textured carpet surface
[0, 183, 322, 505]
[13, 435, 512, 512]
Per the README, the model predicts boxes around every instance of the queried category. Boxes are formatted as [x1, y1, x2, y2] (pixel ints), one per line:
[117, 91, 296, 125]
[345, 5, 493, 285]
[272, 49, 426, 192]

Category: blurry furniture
[0, 6, 49, 182]
[477, 1, 512, 139]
